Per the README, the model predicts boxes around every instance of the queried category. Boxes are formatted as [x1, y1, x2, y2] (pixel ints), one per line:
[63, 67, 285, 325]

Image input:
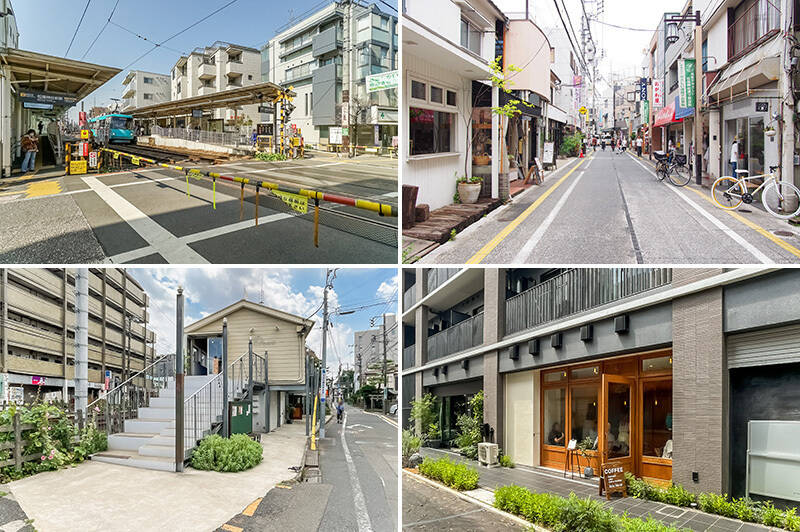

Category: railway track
[121, 143, 224, 164]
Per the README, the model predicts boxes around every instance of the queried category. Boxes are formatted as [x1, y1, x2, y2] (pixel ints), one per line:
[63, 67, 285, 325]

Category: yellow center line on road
[25, 180, 62, 198]
[635, 154, 800, 260]
[466, 154, 591, 264]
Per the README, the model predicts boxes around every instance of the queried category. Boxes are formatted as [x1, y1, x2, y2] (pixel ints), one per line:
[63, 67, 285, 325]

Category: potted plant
[426, 422, 442, 448]
[577, 436, 596, 478]
[764, 126, 776, 138]
[456, 174, 483, 204]
[473, 152, 490, 166]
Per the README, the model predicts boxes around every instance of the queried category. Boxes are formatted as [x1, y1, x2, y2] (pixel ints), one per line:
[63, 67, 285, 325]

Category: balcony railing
[403, 345, 415, 369]
[426, 268, 461, 294]
[728, 0, 780, 61]
[428, 312, 483, 361]
[403, 286, 416, 312]
[505, 268, 672, 335]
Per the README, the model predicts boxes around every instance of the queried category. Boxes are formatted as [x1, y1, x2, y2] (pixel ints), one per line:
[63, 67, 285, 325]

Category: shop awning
[708, 55, 780, 97]
[674, 96, 694, 120]
[653, 102, 676, 128]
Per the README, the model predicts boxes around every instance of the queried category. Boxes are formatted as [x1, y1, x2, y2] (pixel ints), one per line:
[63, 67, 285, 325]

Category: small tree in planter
[576, 436, 596, 478]
[409, 393, 438, 445]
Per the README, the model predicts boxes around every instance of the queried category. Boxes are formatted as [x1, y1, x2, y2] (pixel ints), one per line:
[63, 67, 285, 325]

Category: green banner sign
[678, 59, 696, 108]
[642, 100, 650, 124]
[366, 70, 398, 93]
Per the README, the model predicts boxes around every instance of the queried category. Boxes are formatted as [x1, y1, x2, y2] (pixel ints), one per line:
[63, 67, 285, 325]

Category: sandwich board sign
[599, 463, 627, 499]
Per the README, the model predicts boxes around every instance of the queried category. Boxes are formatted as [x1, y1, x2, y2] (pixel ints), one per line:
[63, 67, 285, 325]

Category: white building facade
[402, 0, 504, 212]
[353, 314, 397, 392]
[261, 1, 398, 146]
[121, 71, 170, 112]
[170, 41, 262, 130]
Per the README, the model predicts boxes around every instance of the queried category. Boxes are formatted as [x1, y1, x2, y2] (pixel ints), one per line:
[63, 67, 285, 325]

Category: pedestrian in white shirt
[730, 137, 739, 175]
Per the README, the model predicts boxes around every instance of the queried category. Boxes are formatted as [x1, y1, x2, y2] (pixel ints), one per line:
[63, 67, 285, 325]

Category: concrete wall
[504, 20, 551, 100]
[672, 268, 727, 494]
[483, 269, 505, 445]
[724, 270, 800, 334]
[312, 63, 338, 126]
[504, 369, 536, 467]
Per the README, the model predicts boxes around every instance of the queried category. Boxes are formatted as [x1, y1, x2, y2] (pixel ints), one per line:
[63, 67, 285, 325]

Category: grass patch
[418, 456, 479, 491]
[191, 434, 263, 472]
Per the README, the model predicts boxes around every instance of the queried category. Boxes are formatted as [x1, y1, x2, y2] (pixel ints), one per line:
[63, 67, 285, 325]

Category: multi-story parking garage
[402, 267, 800, 506]
[0, 268, 155, 403]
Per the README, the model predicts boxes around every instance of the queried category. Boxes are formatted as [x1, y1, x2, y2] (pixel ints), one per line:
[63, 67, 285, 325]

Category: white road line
[628, 154, 772, 264]
[82, 175, 209, 264]
[381, 191, 399, 198]
[511, 160, 592, 263]
[106, 213, 293, 263]
[341, 412, 374, 532]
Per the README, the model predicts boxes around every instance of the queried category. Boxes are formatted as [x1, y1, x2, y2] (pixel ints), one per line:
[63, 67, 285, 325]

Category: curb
[360, 409, 398, 427]
[403, 470, 548, 531]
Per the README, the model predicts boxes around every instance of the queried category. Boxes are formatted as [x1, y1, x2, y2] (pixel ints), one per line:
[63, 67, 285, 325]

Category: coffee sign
[600, 462, 627, 499]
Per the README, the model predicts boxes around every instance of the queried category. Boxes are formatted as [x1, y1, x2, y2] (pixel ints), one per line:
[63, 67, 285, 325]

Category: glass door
[600, 374, 635, 475]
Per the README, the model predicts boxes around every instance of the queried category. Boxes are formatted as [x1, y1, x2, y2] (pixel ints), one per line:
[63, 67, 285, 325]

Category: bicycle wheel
[711, 176, 746, 210]
[667, 164, 692, 187]
[762, 181, 800, 219]
[655, 162, 667, 181]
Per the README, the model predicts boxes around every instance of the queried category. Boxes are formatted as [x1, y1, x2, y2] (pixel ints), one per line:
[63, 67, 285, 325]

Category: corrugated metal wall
[727, 323, 800, 369]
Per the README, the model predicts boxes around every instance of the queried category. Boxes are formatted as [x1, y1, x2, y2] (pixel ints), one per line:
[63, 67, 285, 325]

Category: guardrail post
[175, 287, 185, 472]
[222, 318, 229, 438]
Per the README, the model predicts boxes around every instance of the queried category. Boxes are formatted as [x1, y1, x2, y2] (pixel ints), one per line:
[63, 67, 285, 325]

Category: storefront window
[642, 380, 673, 459]
[642, 355, 672, 372]
[571, 366, 599, 380]
[607, 382, 631, 459]
[570, 385, 598, 447]
[543, 388, 566, 447]
[749, 116, 764, 174]
[544, 370, 567, 383]
[409, 107, 453, 155]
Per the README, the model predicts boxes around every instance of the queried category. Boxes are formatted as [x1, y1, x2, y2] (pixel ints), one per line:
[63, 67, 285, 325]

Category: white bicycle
[711, 166, 800, 220]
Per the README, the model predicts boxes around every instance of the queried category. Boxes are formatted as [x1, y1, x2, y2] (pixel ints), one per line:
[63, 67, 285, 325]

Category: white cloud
[376, 274, 399, 301]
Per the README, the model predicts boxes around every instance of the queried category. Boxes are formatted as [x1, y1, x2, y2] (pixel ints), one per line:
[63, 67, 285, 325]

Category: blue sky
[14, 0, 333, 117]
[128, 267, 398, 374]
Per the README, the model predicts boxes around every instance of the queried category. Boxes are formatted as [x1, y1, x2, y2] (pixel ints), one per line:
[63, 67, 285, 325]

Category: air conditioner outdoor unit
[478, 442, 499, 468]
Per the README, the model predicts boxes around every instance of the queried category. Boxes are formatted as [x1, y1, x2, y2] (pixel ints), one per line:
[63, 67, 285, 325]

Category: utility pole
[175, 286, 185, 472]
[319, 269, 331, 439]
[694, 11, 703, 185]
[221, 317, 229, 438]
[382, 314, 388, 414]
[74, 269, 89, 421]
[780, 0, 797, 210]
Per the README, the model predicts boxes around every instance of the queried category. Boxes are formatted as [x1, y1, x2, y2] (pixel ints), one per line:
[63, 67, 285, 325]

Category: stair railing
[86, 353, 176, 435]
[183, 351, 249, 454]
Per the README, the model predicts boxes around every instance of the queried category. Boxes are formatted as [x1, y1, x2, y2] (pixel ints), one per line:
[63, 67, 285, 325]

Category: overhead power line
[81, 0, 120, 60]
[65, 0, 93, 57]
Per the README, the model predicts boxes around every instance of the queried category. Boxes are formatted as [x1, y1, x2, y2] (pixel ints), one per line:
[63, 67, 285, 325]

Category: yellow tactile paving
[25, 180, 62, 198]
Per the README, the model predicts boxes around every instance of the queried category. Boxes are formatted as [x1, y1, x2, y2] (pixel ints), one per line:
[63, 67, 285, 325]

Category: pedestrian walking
[336, 400, 344, 424]
[251, 129, 258, 147]
[635, 136, 643, 157]
[21, 129, 39, 173]
[37, 121, 44, 135]
[729, 137, 739, 175]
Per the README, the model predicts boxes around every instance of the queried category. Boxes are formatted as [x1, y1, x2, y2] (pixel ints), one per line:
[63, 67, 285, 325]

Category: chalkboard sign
[599, 462, 627, 499]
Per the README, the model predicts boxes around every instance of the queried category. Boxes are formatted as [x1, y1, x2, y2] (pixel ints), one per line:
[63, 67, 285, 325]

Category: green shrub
[498, 453, 515, 468]
[191, 434, 263, 472]
[760, 501, 785, 528]
[784, 508, 800, 532]
[254, 151, 287, 161]
[665, 483, 695, 507]
[455, 390, 483, 458]
[560, 133, 584, 157]
[418, 457, 479, 491]
[495, 485, 685, 532]
[698, 492, 736, 518]
[401, 430, 421, 467]
[409, 393, 437, 441]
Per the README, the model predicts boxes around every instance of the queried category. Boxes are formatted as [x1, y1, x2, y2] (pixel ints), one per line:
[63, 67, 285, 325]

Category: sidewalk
[8, 423, 306, 532]
[421, 448, 781, 532]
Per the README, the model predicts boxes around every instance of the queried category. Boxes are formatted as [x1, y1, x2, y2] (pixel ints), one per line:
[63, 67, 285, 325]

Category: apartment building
[170, 41, 262, 130]
[121, 70, 170, 112]
[261, 0, 398, 146]
[402, 267, 800, 507]
[0, 268, 155, 404]
[353, 314, 398, 393]
[402, 0, 505, 212]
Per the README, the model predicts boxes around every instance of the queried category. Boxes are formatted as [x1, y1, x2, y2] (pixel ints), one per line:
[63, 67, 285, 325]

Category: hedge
[418, 456, 479, 491]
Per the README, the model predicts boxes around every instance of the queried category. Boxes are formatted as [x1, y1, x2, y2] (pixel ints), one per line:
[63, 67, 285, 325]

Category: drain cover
[774, 230, 795, 237]
[738, 209, 752, 213]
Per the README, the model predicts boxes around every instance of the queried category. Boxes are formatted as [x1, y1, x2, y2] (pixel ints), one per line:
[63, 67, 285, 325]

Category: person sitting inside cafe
[547, 422, 565, 445]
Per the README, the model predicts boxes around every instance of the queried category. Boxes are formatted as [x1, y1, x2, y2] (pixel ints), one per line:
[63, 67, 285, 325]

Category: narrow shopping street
[418, 150, 800, 264]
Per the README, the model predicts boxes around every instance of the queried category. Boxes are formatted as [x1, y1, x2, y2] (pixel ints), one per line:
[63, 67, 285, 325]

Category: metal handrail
[87, 353, 173, 411]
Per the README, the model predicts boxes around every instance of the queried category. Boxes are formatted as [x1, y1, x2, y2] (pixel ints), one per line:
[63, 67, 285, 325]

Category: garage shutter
[727, 323, 800, 369]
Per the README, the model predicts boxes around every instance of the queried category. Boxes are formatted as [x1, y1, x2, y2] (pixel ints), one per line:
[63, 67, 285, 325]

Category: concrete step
[91, 450, 176, 472]
[138, 407, 176, 420]
[138, 444, 176, 458]
[107, 432, 158, 451]
[125, 418, 174, 434]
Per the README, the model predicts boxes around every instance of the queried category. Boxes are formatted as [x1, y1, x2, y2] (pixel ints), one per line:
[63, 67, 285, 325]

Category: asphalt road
[402, 474, 523, 531]
[317, 406, 398, 532]
[0, 152, 397, 264]
[419, 149, 800, 264]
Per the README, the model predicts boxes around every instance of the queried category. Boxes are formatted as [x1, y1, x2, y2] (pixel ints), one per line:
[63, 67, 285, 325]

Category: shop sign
[600, 463, 627, 499]
[330, 126, 342, 145]
[653, 79, 664, 107]
[543, 142, 555, 164]
[31, 376, 46, 386]
[88, 151, 98, 168]
[192, 109, 203, 118]
[755, 102, 769, 112]
[642, 100, 650, 124]
[9, 387, 23, 405]
[105, 370, 111, 391]
[639, 78, 648, 101]
[678, 59, 696, 108]
[366, 70, 398, 92]
[272, 190, 308, 214]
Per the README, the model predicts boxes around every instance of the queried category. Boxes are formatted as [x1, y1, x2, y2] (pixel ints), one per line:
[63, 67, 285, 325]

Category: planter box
[457, 182, 481, 204]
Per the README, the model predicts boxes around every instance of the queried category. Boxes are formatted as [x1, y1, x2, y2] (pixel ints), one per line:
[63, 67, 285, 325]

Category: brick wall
[671, 268, 727, 493]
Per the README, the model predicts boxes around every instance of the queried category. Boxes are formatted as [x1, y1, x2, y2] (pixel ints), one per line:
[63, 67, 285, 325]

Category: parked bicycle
[711, 166, 800, 219]
[652, 150, 691, 187]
